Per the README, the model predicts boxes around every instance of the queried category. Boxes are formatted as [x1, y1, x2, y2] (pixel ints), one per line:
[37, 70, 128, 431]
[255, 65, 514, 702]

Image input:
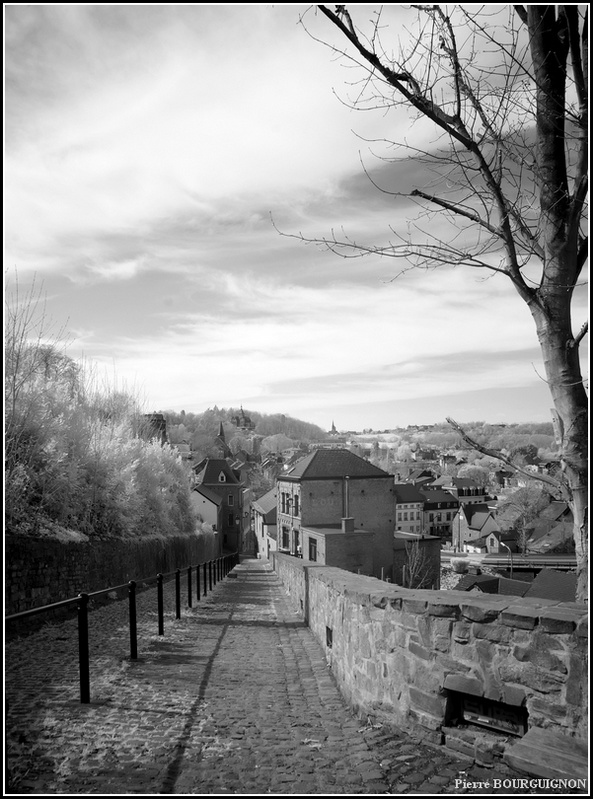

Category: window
[294, 495, 299, 516]
[282, 527, 290, 550]
[218, 472, 226, 483]
[281, 493, 286, 513]
[309, 537, 318, 562]
[228, 495, 234, 506]
[403, 512, 408, 521]
[397, 512, 402, 521]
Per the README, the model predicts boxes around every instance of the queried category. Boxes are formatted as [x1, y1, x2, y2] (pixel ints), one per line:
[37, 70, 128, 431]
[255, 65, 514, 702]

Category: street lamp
[500, 541, 513, 579]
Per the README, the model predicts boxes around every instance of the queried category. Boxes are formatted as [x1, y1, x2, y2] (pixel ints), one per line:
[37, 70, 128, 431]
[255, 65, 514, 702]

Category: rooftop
[282, 449, 390, 481]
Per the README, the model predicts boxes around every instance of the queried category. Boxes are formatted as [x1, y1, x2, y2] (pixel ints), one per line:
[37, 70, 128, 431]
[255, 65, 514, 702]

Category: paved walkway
[5, 558, 581, 795]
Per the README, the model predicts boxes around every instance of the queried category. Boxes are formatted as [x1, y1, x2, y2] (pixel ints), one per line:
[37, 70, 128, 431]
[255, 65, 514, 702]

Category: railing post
[208, 561, 213, 591]
[213, 559, 217, 586]
[203, 562, 208, 596]
[157, 573, 164, 635]
[77, 593, 90, 704]
[187, 565, 192, 608]
[128, 581, 137, 660]
[175, 569, 181, 620]
[196, 562, 201, 601]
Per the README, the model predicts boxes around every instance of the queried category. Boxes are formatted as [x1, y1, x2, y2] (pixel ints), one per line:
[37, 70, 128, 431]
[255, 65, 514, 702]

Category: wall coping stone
[538, 607, 582, 634]
[501, 606, 542, 629]
[272, 553, 588, 632]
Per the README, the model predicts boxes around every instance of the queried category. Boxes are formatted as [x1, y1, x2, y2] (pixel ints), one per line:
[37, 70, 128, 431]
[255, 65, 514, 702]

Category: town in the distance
[141, 405, 576, 604]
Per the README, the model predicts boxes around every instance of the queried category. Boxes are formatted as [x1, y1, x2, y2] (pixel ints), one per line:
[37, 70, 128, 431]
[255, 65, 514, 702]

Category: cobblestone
[5, 558, 586, 795]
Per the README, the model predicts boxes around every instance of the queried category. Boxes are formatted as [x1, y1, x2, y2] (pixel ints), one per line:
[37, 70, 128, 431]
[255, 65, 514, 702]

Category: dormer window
[219, 472, 226, 483]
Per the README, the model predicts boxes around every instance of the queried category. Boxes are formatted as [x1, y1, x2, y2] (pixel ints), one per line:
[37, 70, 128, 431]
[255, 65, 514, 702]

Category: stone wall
[271, 553, 588, 744]
[5, 532, 222, 616]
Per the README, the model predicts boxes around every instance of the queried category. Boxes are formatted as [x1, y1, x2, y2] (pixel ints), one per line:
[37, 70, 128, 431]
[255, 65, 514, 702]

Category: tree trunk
[531, 300, 588, 602]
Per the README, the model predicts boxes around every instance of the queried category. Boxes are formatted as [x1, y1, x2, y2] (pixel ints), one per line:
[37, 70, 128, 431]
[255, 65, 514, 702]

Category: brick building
[276, 449, 395, 578]
[192, 458, 243, 552]
[393, 483, 426, 535]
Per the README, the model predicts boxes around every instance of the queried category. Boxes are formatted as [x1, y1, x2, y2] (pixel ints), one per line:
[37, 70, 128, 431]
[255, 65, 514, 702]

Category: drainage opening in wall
[326, 626, 333, 648]
[445, 690, 528, 738]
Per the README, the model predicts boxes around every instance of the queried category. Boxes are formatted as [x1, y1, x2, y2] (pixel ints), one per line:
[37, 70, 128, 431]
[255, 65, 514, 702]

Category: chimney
[342, 517, 355, 533]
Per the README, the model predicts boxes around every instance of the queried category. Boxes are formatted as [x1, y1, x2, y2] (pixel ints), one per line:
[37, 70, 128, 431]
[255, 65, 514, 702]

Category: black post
[213, 559, 217, 586]
[157, 573, 164, 635]
[77, 593, 90, 704]
[196, 563, 201, 601]
[187, 565, 192, 608]
[175, 569, 181, 620]
[209, 561, 213, 591]
[128, 581, 137, 660]
[203, 562, 208, 596]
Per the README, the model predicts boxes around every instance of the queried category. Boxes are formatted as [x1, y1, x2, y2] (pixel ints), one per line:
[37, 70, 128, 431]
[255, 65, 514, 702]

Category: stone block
[408, 686, 447, 718]
[538, 608, 579, 634]
[461, 598, 509, 623]
[443, 673, 484, 697]
[512, 643, 568, 674]
[575, 615, 588, 639]
[501, 684, 527, 707]
[401, 596, 428, 614]
[427, 599, 460, 618]
[501, 606, 540, 630]
[471, 621, 510, 644]
[452, 621, 471, 643]
[408, 640, 432, 661]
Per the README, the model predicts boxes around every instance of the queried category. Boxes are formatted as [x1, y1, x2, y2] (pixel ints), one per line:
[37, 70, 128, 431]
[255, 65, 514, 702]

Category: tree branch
[446, 416, 569, 500]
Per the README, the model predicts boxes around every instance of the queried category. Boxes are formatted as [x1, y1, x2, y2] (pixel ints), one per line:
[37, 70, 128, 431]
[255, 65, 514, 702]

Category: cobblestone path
[5, 558, 581, 795]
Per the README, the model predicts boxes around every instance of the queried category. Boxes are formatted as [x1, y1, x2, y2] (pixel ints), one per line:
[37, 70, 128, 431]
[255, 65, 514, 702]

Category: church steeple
[218, 421, 226, 441]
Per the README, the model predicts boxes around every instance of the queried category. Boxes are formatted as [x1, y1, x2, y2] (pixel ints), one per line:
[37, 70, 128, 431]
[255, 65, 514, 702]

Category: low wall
[271, 553, 588, 745]
[5, 532, 222, 616]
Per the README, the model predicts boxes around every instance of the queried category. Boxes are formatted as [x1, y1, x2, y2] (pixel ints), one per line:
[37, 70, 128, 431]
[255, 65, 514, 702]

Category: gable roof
[283, 449, 390, 480]
[526, 521, 574, 554]
[454, 574, 499, 593]
[419, 489, 459, 506]
[193, 485, 223, 505]
[524, 569, 577, 603]
[498, 577, 530, 596]
[393, 483, 426, 504]
[251, 488, 278, 520]
[193, 458, 241, 485]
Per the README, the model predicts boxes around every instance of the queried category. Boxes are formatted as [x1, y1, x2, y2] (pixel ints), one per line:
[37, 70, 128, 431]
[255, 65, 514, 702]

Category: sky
[4, 4, 588, 432]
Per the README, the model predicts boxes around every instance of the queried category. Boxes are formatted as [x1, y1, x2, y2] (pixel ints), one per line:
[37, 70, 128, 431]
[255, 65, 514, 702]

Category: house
[407, 468, 436, 488]
[192, 458, 243, 552]
[452, 573, 500, 593]
[231, 407, 255, 431]
[484, 529, 518, 554]
[454, 503, 501, 551]
[526, 521, 574, 554]
[524, 501, 573, 544]
[251, 487, 278, 559]
[428, 475, 491, 504]
[393, 483, 425, 535]
[190, 485, 223, 552]
[418, 489, 459, 543]
[300, 518, 375, 576]
[276, 448, 395, 578]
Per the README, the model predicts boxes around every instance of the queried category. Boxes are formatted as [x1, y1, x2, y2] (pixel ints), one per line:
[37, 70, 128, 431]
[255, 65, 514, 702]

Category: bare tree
[288, 5, 588, 601]
[402, 539, 438, 589]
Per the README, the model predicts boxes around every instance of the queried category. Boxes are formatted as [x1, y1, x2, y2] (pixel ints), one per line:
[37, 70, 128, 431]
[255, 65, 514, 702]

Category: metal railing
[5, 551, 240, 704]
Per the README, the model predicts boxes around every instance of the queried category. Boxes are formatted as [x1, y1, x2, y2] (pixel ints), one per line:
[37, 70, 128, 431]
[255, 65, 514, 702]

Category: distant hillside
[161, 407, 326, 461]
